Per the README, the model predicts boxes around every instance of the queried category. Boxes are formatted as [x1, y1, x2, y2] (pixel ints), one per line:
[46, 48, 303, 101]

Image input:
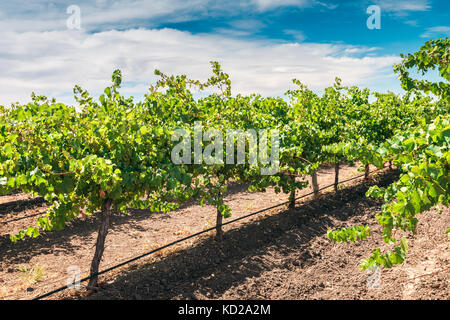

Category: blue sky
[0, 0, 449, 105]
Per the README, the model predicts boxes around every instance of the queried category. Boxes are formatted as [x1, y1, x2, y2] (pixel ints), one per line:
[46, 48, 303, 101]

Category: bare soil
[0, 163, 448, 300]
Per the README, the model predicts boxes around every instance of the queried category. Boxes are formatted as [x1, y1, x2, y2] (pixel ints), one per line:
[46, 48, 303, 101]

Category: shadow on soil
[0, 181, 251, 267]
[67, 170, 399, 300]
[0, 197, 46, 217]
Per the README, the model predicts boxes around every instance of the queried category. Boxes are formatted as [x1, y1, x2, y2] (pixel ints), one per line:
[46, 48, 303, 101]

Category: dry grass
[16, 263, 46, 286]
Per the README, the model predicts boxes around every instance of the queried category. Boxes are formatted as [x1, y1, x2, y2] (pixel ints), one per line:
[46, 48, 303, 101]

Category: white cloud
[228, 19, 266, 32]
[251, 0, 311, 11]
[377, 0, 431, 15]
[0, 0, 204, 32]
[284, 30, 307, 42]
[343, 47, 380, 54]
[213, 19, 267, 37]
[212, 28, 254, 37]
[421, 26, 450, 38]
[0, 28, 400, 105]
[314, 1, 339, 10]
[404, 20, 418, 26]
[0, 0, 322, 33]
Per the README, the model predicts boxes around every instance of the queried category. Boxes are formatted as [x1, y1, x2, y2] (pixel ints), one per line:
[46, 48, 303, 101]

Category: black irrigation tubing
[32, 169, 381, 300]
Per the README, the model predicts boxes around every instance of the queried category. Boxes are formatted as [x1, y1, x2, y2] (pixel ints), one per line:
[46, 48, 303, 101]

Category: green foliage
[365, 115, 449, 257]
[3, 71, 195, 241]
[325, 38, 449, 270]
[327, 225, 371, 242]
[394, 37, 450, 100]
[360, 237, 409, 270]
[1, 38, 448, 274]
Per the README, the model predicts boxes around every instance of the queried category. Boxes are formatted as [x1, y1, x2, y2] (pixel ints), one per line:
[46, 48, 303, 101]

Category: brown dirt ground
[0, 163, 448, 300]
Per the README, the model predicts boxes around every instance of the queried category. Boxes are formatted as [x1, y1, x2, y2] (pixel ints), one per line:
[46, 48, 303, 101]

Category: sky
[0, 0, 449, 105]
